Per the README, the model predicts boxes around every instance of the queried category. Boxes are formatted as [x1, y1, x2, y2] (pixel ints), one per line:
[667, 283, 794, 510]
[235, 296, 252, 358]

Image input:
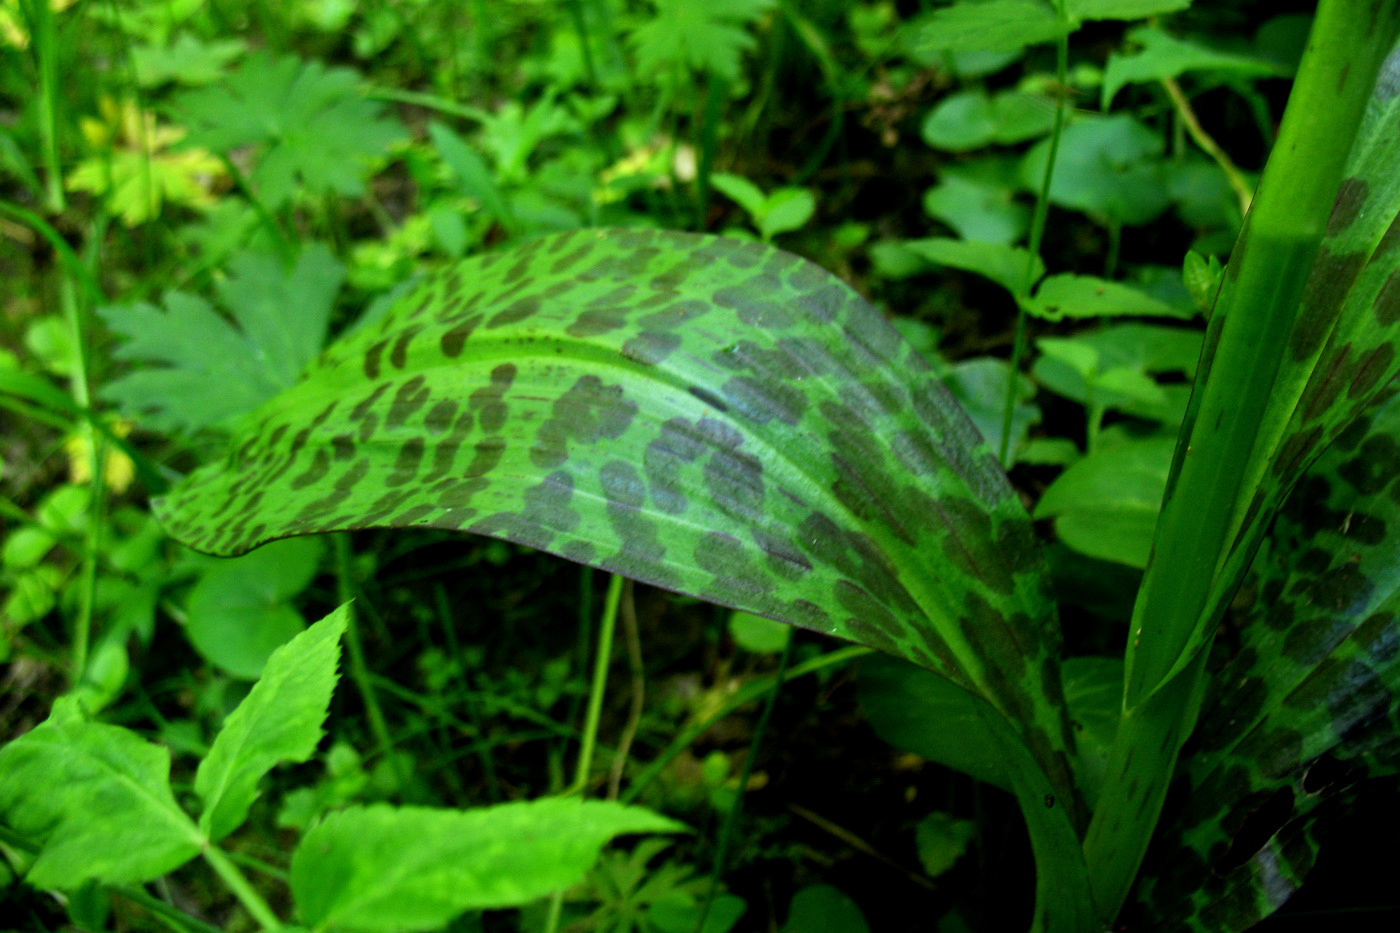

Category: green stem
[201, 846, 281, 931]
[1084, 1, 1400, 920]
[999, 1, 1068, 467]
[544, 573, 625, 933]
[332, 535, 406, 792]
[22, 0, 64, 214]
[562, 572, 624, 796]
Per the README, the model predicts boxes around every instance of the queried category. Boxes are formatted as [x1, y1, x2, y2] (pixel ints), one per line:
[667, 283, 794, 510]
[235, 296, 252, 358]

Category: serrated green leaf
[1034, 435, 1174, 569]
[154, 228, 1079, 820]
[1103, 26, 1285, 108]
[1137, 388, 1400, 929]
[905, 0, 1071, 54]
[177, 51, 405, 207]
[100, 245, 344, 434]
[0, 698, 203, 888]
[1025, 275, 1191, 321]
[628, 0, 776, 82]
[196, 605, 348, 842]
[185, 537, 326, 679]
[290, 800, 684, 931]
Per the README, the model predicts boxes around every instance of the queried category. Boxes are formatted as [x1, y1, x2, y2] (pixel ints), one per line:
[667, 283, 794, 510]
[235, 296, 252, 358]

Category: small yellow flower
[66, 420, 135, 494]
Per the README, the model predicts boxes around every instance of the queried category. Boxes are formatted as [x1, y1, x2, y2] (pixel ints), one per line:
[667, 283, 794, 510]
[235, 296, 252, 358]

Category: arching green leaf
[1138, 389, 1400, 929]
[154, 228, 1077, 811]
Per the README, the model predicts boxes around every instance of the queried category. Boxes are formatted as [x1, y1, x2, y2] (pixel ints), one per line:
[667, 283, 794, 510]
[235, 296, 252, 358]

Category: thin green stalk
[201, 846, 281, 931]
[22, 0, 64, 214]
[998, 2, 1069, 467]
[695, 634, 793, 933]
[561, 572, 624, 797]
[332, 535, 407, 793]
[1084, 1, 1400, 920]
[544, 573, 626, 933]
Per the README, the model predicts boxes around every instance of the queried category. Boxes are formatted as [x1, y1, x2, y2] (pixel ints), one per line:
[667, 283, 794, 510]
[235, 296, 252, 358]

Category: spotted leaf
[1135, 388, 1400, 930]
[154, 228, 1079, 812]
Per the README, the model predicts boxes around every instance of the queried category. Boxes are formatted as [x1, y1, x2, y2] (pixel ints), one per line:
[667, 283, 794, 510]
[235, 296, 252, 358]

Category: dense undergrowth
[3, 1, 1399, 931]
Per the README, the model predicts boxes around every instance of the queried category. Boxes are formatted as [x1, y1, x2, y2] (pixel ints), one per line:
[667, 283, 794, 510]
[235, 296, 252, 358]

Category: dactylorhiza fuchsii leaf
[1134, 388, 1400, 930]
[154, 228, 1082, 818]
[1151, 40, 1400, 694]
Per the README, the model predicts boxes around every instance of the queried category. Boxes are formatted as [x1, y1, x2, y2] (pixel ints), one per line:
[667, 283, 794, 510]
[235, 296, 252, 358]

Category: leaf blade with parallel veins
[154, 228, 1077, 812]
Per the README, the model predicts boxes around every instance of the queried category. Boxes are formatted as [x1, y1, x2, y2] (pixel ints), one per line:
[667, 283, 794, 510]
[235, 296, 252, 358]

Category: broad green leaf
[905, 1, 1070, 54]
[1021, 115, 1170, 226]
[904, 237, 1045, 294]
[923, 171, 1029, 246]
[758, 188, 816, 240]
[779, 885, 870, 933]
[709, 172, 768, 218]
[177, 52, 405, 207]
[290, 800, 684, 931]
[915, 812, 978, 878]
[0, 698, 203, 888]
[1033, 324, 1200, 424]
[130, 34, 246, 87]
[728, 610, 791, 653]
[921, 89, 1056, 152]
[154, 228, 1078, 809]
[1137, 389, 1400, 929]
[1024, 275, 1192, 321]
[628, 0, 777, 83]
[100, 244, 344, 434]
[1061, 657, 1122, 808]
[185, 536, 326, 678]
[943, 357, 1040, 463]
[1103, 26, 1287, 108]
[1067, 0, 1191, 19]
[196, 606, 348, 842]
[1034, 436, 1174, 569]
[858, 654, 1011, 791]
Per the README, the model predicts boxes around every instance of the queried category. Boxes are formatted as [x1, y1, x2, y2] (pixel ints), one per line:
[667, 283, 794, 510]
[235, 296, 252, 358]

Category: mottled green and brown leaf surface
[1173, 39, 1400, 684]
[1135, 388, 1400, 930]
[154, 228, 1080, 810]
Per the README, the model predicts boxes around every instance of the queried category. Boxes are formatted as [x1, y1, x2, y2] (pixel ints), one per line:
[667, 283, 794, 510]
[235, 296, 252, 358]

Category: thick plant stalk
[1083, 1, 1400, 921]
